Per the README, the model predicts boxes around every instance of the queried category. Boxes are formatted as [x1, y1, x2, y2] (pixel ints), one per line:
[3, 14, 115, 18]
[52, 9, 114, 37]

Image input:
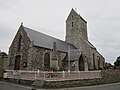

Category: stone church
[8, 9, 105, 71]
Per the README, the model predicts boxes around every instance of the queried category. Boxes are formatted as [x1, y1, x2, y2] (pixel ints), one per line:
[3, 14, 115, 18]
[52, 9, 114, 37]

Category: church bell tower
[65, 8, 88, 48]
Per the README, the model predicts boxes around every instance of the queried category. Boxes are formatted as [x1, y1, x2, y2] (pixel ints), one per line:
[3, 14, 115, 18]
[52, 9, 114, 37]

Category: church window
[17, 35, 22, 52]
[44, 53, 50, 70]
[93, 53, 96, 70]
[79, 55, 84, 71]
[72, 22, 74, 27]
[72, 15, 73, 19]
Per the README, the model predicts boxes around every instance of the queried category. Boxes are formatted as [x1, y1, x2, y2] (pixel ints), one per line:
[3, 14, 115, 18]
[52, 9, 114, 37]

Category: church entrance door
[79, 55, 84, 71]
[44, 53, 50, 70]
[14, 55, 20, 70]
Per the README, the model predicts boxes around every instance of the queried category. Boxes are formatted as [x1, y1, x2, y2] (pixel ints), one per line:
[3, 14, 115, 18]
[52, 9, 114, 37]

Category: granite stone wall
[28, 46, 66, 71]
[34, 70, 120, 88]
[8, 25, 30, 70]
[65, 9, 105, 71]
[8, 25, 66, 71]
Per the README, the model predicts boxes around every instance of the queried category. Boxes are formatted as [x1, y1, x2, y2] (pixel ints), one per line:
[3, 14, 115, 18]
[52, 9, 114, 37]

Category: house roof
[23, 25, 77, 53]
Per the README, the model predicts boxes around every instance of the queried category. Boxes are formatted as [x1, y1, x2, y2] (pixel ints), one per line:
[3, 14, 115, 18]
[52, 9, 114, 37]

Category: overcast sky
[0, 0, 120, 64]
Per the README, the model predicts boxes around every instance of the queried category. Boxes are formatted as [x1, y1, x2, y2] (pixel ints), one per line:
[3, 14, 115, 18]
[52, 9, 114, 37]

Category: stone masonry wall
[28, 46, 66, 71]
[8, 25, 30, 70]
[28, 46, 47, 70]
[40, 70, 120, 88]
[65, 9, 105, 71]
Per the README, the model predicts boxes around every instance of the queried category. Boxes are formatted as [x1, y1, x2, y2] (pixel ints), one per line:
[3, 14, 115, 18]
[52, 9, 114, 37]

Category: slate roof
[84, 40, 96, 49]
[23, 26, 77, 53]
[69, 49, 81, 60]
[63, 49, 81, 61]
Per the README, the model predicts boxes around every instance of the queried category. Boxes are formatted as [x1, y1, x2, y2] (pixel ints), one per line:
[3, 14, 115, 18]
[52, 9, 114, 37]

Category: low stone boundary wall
[33, 70, 120, 88]
[3, 70, 120, 88]
[101, 70, 120, 84]
[42, 78, 102, 88]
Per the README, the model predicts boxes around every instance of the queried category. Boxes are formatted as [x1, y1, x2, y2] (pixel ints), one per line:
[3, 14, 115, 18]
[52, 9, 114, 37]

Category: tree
[105, 62, 113, 69]
[114, 56, 120, 66]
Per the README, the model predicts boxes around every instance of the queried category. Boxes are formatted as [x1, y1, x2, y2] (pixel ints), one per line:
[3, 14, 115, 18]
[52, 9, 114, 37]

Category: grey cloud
[0, 0, 120, 64]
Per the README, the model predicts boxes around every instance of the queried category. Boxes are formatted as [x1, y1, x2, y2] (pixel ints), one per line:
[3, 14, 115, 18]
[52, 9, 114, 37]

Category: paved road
[0, 81, 30, 90]
[38, 83, 120, 90]
[61, 83, 120, 90]
[0, 81, 120, 90]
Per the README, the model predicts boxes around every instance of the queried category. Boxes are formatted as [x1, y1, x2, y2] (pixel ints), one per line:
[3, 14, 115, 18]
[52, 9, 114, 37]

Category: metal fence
[6, 70, 102, 81]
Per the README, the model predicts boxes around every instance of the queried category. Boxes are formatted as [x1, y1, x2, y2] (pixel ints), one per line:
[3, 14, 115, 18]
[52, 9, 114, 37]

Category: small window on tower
[72, 15, 73, 19]
[72, 22, 74, 27]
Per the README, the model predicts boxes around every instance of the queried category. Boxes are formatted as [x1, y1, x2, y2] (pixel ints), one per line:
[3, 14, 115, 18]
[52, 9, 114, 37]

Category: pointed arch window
[72, 22, 74, 27]
[72, 15, 73, 19]
[93, 53, 96, 70]
[17, 35, 22, 52]
[79, 55, 84, 71]
[44, 53, 50, 70]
